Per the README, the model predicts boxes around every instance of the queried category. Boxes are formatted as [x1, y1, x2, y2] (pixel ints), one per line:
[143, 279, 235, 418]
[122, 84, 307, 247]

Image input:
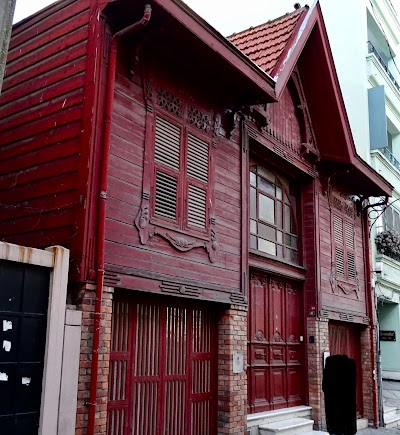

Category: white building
[320, 0, 400, 427]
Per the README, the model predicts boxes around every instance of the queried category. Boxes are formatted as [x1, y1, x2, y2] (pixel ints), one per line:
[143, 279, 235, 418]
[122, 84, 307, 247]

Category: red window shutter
[153, 116, 181, 222]
[186, 133, 209, 230]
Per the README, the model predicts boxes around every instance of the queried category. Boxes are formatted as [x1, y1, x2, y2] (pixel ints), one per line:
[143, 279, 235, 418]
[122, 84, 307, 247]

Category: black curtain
[322, 354, 357, 435]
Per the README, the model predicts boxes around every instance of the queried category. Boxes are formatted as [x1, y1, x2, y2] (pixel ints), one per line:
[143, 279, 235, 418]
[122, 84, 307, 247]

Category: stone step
[259, 417, 314, 435]
[385, 411, 400, 429]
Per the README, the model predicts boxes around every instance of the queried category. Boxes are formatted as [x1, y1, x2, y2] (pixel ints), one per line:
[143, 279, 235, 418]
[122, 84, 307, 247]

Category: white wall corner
[39, 246, 69, 435]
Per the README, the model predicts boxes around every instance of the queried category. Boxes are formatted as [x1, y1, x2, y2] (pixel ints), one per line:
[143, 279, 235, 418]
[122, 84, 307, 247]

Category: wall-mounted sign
[379, 330, 396, 341]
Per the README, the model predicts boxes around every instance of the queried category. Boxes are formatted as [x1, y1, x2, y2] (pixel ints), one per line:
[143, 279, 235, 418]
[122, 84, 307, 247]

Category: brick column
[361, 325, 378, 424]
[307, 317, 329, 430]
[75, 284, 114, 435]
[218, 304, 248, 434]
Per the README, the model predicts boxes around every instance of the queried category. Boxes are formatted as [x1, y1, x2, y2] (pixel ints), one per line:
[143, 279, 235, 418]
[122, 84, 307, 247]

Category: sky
[13, 0, 299, 35]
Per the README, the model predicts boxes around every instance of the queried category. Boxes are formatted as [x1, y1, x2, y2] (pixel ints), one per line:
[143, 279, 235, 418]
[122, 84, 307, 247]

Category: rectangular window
[333, 214, 356, 281]
[153, 115, 210, 232]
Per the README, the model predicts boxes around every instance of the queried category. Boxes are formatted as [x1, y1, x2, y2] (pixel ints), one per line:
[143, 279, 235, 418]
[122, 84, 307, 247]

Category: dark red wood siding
[0, 0, 107, 280]
[104, 63, 243, 297]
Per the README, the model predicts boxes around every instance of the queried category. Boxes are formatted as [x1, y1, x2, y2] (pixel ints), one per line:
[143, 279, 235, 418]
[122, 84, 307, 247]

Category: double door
[248, 273, 305, 413]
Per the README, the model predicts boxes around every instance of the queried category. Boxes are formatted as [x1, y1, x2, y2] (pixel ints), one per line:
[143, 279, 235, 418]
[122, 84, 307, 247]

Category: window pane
[285, 205, 291, 232]
[277, 245, 283, 258]
[291, 249, 298, 263]
[258, 177, 275, 195]
[258, 223, 275, 241]
[276, 230, 283, 243]
[385, 207, 393, 230]
[258, 167, 275, 183]
[250, 187, 257, 219]
[258, 238, 276, 255]
[276, 186, 282, 200]
[395, 210, 400, 232]
[259, 194, 275, 224]
[250, 235, 257, 249]
[250, 219, 257, 234]
[250, 171, 257, 187]
[276, 202, 282, 229]
[291, 235, 297, 249]
[285, 234, 291, 247]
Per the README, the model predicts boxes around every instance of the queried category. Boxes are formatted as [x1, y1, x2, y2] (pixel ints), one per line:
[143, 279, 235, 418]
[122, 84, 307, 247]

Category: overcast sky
[13, 0, 299, 35]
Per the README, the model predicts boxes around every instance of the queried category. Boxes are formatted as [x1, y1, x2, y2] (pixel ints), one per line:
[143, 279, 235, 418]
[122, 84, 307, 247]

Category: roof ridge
[227, 5, 308, 40]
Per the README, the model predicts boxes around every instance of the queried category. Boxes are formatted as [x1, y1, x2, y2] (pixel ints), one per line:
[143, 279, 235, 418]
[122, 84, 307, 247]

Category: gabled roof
[229, 1, 392, 198]
[229, 6, 308, 78]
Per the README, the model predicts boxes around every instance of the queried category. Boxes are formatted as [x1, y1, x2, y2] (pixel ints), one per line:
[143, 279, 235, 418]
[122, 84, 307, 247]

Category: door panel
[248, 273, 305, 413]
[108, 296, 217, 435]
[0, 261, 50, 435]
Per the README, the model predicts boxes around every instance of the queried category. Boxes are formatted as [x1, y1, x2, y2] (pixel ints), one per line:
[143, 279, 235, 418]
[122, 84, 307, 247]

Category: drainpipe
[87, 5, 152, 435]
[363, 206, 379, 428]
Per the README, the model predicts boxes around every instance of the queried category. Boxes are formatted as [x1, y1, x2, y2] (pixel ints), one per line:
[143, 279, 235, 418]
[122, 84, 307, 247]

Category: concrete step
[357, 418, 368, 430]
[248, 406, 312, 429]
[385, 411, 400, 429]
[259, 417, 313, 435]
[302, 432, 329, 435]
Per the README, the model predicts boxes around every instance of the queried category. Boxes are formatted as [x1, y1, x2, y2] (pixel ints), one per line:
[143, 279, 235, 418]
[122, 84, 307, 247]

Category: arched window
[250, 166, 299, 264]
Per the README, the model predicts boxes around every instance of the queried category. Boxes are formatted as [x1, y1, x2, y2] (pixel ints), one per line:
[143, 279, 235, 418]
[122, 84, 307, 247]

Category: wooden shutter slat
[345, 221, 354, 249]
[336, 247, 344, 276]
[155, 171, 177, 220]
[155, 116, 180, 171]
[187, 133, 209, 183]
[333, 215, 343, 244]
[187, 185, 206, 229]
[347, 252, 356, 279]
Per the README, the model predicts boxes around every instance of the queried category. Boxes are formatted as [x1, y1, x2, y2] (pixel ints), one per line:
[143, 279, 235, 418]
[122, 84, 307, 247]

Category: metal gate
[248, 273, 305, 413]
[107, 295, 217, 435]
[0, 260, 50, 434]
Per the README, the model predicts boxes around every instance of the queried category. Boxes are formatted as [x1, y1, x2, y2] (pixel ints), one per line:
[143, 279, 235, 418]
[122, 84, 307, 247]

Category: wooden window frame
[333, 213, 356, 282]
[249, 164, 300, 265]
[150, 111, 211, 238]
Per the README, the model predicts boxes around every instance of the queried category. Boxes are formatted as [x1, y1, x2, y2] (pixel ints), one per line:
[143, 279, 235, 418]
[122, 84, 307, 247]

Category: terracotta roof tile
[229, 6, 309, 76]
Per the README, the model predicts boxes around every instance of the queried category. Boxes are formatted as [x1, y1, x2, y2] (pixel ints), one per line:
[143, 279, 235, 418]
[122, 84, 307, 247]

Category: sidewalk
[357, 427, 400, 434]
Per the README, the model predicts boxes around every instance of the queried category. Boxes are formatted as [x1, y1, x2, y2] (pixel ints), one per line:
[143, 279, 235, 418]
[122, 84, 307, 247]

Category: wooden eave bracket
[300, 142, 320, 163]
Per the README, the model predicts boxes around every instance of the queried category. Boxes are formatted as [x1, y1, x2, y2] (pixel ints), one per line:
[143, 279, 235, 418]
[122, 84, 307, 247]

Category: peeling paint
[2, 340, 11, 352]
[0, 372, 8, 381]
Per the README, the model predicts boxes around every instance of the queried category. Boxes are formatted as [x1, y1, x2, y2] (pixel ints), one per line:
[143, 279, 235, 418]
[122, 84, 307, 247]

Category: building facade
[320, 0, 400, 426]
[0, 0, 393, 434]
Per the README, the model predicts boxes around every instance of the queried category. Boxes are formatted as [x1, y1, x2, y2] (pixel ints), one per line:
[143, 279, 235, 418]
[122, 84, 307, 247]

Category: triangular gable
[230, 1, 392, 198]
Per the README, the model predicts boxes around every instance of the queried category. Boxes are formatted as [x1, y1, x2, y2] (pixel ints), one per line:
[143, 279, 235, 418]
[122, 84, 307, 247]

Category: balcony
[367, 41, 400, 92]
[377, 147, 400, 172]
[375, 253, 400, 304]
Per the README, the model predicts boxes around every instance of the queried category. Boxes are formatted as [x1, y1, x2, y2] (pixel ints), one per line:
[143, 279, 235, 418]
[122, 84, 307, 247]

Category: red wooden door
[248, 273, 305, 413]
[107, 296, 217, 435]
[328, 322, 363, 417]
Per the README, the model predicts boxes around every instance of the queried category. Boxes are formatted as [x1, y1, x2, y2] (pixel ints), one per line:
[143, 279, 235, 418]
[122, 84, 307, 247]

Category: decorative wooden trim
[160, 281, 202, 297]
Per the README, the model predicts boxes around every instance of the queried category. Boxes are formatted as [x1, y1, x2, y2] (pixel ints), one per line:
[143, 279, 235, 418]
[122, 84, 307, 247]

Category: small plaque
[380, 330, 396, 341]
[233, 351, 244, 374]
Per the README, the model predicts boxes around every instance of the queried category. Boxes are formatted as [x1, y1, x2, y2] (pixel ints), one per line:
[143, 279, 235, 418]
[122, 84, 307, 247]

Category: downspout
[363, 206, 379, 428]
[87, 5, 152, 435]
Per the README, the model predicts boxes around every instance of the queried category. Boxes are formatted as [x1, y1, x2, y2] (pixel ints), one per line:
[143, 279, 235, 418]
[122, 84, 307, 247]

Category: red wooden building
[0, 0, 393, 434]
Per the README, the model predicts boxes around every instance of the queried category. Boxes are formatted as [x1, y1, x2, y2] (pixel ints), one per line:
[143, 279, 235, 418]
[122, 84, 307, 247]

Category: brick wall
[218, 304, 248, 434]
[75, 284, 114, 435]
[307, 317, 329, 430]
[361, 325, 378, 424]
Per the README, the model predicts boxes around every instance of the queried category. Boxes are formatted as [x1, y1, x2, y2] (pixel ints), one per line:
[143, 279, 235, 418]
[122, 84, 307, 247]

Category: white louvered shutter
[154, 116, 180, 221]
[186, 133, 209, 230]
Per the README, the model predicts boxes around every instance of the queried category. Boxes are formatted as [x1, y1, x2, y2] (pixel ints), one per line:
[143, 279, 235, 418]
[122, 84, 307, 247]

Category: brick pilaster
[361, 325, 378, 424]
[307, 317, 329, 430]
[75, 284, 114, 435]
[218, 304, 248, 434]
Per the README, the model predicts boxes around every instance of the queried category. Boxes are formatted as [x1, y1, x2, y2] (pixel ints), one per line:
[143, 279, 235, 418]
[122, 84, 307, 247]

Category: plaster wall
[378, 302, 400, 373]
